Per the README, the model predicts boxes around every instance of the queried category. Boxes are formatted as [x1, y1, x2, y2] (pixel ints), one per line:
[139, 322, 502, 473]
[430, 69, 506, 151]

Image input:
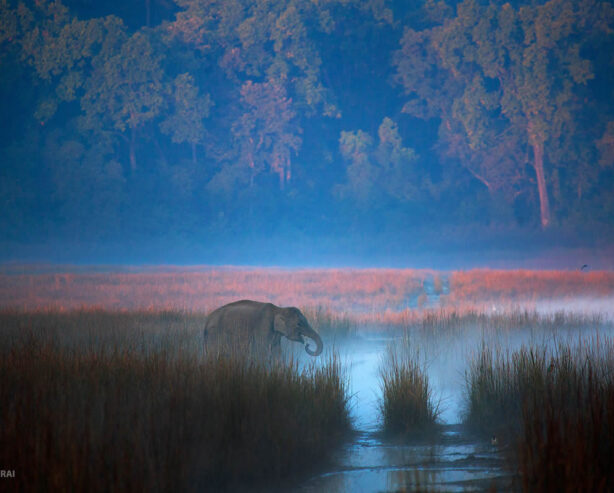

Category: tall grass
[301, 305, 356, 339]
[2, 267, 614, 329]
[0, 310, 351, 491]
[420, 308, 606, 334]
[0, 267, 428, 314]
[449, 269, 614, 304]
[379, 335, 440, 435]
[463, 336, 614, 491]
[463, 343, 549, 437]
[519, 338, 614, 492]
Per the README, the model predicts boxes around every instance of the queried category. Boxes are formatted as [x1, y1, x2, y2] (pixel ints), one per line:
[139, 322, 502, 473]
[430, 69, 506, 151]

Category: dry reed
[463, 336, 614, 491]
[0, 309, 351, 491]
[379, 335, 440, 435]
[2, 267, 613, 329]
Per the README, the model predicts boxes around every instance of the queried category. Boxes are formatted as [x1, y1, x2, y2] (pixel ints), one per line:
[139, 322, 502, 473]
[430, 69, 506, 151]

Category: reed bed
[379, 336, 440, 435]
[0, 267, 428, 314]
[519, 338, 614, 492]
[0, 309, 351, 491]
[302, 305, 356, 339]
[463, 343, 546, 436]
[463, 336, 614, 491]
[418, 308, 607, 334]
[448, 269, 614, 304]
[2, 267, 613, 329]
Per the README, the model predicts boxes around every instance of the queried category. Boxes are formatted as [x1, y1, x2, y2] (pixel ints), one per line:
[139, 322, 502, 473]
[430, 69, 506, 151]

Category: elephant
[203, 300, 323, 357]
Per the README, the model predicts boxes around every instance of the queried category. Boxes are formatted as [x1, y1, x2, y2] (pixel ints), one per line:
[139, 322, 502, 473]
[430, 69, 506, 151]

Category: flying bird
[580, 264, 589, 272]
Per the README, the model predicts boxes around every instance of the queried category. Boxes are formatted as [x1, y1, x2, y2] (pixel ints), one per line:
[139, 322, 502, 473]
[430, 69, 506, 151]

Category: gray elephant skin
[203, 300, 323, 357]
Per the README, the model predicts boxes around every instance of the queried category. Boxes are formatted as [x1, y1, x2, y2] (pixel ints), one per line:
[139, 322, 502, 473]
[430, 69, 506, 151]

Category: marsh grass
[463, 343, 548, 437]
[379, 335, 440, 436]
[0, 267, 428, 314]
[302, 305, 356, 339]
[518, 337, 614, 492]
[420, 308, 607, 334]
[463, 335, 614, 491]
[448, 269, 614, 304]
[0, 309, 351, 491]
[3, 268, 614, 329]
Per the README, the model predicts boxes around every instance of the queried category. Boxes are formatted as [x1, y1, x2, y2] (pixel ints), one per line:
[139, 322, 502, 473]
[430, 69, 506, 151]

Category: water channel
[292, 334, 513, 492]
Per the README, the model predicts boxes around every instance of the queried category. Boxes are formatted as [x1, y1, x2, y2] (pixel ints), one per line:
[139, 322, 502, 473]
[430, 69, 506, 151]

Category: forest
[2, 0, 614, 263]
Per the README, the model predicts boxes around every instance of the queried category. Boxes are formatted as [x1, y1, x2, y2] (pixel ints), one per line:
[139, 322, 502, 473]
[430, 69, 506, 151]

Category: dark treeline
[2, 0, 614, 262]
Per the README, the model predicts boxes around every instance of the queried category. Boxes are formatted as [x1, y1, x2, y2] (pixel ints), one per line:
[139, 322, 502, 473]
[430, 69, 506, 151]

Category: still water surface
[293, 334, 513, 492]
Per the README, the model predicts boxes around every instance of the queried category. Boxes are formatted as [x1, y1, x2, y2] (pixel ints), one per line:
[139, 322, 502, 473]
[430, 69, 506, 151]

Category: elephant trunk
[304, 330, 323, 356]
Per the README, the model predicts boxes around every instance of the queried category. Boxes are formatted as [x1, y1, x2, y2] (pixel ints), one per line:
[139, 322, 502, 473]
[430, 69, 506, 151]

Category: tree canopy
[1, 0, 614, 259]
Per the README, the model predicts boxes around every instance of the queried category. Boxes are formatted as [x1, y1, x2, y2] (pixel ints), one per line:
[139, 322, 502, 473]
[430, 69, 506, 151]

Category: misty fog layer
[336, 323, 614, 429]
[2, 265, 613, 491]
[2, 0, 614, 265]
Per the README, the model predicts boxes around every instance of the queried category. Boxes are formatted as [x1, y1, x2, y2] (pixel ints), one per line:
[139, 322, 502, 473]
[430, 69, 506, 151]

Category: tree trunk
[153, 138, 167, 166]
[278, 169, 285, 190]
[528, 131, 551, 229]
[274, 154, 288, 190]
[129, 126, 137, 173]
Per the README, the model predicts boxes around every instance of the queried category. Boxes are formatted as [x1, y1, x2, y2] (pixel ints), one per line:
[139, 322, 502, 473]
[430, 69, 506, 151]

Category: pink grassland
[448, 269, 614, 302]
[0, 268, 428, 313]
[1, 267, 613, 325]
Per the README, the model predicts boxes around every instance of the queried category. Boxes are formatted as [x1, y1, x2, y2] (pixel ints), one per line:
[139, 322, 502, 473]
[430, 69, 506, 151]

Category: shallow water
[290, 334, 513, 492]
[294, 426, 510, 492]
[288, 315, 614, 492]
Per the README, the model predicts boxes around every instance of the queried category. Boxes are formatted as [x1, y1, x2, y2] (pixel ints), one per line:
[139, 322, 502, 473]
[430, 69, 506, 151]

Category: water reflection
[292, 333, 511, 492]
[291, 313, 613, 492]
[295, 427, 508, 492]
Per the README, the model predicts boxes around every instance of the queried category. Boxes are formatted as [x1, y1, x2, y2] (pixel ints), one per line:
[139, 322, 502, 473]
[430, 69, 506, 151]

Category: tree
[168, 0, 343, 190]
[4, 1, 171, 173]
[169, 0, 337, 114]
[337, 129, 376, 204]
[336, 117, 420, 206]
[231, 80, 301, 189]
[597, 122, 614, 168]
[4, 0, 108, 122]
[81, 29, 167, 172]
[159, 72, 212, 165]
[395, 0, 613, 228]
[42, 130, 125, 234]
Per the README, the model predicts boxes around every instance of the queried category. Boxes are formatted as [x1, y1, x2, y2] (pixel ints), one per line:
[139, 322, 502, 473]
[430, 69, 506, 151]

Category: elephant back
[203, 300, 277, 359]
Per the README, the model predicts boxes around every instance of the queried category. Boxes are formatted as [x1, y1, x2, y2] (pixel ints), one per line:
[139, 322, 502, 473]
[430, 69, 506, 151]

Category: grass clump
[379, 335, 440, 435]
[463, 336, 614, 491]
[519, 338, 614, 492]
[0, 310, 351, 491]
[463, 343, 548, 437]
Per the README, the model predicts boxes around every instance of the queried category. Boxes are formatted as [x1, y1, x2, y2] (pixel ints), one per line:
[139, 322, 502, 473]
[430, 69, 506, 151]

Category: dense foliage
[2, 0, 614, 260]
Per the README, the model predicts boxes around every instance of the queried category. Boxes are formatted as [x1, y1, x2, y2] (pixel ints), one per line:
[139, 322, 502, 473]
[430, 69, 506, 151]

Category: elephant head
[274, 306, 323, 356]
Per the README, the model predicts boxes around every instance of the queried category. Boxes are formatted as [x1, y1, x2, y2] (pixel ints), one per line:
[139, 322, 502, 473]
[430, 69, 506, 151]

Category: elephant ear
[274, 313, 288, 336]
